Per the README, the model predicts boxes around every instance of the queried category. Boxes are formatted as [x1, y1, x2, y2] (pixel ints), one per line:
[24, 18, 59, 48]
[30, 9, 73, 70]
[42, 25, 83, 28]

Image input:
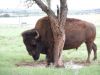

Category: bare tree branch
[60, 0, 68, 17]
[60, 0, 68, 27]
[57, 5, 60, 22]
[33, 0, 56, 17]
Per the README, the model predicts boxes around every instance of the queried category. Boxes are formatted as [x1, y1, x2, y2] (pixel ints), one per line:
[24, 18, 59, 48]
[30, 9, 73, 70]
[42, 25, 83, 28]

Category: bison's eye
[32, 44, 37, 47]
[32, 39, 37, 45]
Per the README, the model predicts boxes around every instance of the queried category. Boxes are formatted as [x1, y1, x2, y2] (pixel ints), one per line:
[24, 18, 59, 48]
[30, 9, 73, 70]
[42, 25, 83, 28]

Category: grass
[0, 14, 100, 75]
[0, 67, 74, 75]
[79, 65, 100, 75]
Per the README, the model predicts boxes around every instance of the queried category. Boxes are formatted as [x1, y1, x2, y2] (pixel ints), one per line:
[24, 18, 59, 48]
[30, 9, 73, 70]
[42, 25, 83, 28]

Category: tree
[33, 0, 68, 67]
[25, 0, 51, 8]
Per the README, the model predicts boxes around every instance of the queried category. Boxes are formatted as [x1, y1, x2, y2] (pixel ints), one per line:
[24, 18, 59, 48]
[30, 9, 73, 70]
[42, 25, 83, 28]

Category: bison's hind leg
[85, 42, 97, 63]
[92, 43, 97, 60]
[85, 42, 93, 63]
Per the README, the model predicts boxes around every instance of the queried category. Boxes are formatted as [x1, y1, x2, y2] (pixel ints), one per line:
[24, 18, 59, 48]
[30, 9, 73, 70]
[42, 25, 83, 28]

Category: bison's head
[22, 29, 43, 60]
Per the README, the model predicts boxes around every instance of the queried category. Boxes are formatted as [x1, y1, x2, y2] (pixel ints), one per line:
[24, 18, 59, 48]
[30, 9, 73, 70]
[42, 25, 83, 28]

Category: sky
[68, 0, 100, 10]
[0, 0, 100, 10]
[0, 0, 25, 9]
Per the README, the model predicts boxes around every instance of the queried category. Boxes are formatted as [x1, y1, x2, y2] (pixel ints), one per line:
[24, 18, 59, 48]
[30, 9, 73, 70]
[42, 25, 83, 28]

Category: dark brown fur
[22, 16, 97, 65]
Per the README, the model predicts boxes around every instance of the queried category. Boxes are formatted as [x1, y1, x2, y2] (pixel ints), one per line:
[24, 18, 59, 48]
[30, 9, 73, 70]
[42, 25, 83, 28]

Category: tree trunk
[48, 16, 66, 67]
[33, 0, 68, 67]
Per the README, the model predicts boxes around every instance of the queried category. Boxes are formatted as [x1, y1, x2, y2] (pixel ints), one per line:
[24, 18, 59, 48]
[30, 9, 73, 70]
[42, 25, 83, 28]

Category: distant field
[0, 14, 100, 26]
[0, 14, 100, 75]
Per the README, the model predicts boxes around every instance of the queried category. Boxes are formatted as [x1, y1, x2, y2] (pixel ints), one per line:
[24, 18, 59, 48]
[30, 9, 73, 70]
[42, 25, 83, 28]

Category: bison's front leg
[46, 49, 54, 67]
[46, 55, 53, 66]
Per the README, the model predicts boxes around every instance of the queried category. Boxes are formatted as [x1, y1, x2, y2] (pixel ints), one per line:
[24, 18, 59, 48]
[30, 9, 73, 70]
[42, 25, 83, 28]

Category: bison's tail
[92, 43, 97, 60]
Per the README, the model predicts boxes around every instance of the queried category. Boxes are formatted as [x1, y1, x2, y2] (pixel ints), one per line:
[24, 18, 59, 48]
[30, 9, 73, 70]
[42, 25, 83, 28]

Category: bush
[0, 14, 10, 17]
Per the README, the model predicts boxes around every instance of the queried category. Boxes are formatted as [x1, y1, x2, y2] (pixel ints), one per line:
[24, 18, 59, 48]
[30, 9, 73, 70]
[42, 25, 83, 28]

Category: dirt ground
[15, 60, 92, 69]
[16, 60, 47, 68]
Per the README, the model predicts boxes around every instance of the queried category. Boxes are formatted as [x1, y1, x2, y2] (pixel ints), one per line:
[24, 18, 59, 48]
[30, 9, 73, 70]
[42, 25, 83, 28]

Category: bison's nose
[32, 55, 39, 60]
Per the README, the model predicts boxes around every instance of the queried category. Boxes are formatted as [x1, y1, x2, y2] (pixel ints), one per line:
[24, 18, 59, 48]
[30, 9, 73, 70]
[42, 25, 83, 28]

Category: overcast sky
[68, 0, 100, 10]
[0, 0, 100, 10]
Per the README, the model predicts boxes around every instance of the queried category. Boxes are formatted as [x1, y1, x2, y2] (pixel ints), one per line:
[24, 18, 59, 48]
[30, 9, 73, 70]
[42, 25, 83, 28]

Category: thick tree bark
[33, 0, 68, 67]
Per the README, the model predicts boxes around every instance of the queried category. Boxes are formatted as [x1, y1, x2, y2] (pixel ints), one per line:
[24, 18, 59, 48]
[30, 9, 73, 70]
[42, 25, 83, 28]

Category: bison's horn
[34, 30, 39, 39]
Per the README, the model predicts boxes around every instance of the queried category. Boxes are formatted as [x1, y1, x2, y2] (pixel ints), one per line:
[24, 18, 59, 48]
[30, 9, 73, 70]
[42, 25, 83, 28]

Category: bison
[22, 16, 97, 66]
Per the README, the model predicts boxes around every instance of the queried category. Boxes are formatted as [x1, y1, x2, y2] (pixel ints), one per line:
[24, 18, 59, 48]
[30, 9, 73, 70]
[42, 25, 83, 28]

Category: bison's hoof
[93, 57, 97, 61]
